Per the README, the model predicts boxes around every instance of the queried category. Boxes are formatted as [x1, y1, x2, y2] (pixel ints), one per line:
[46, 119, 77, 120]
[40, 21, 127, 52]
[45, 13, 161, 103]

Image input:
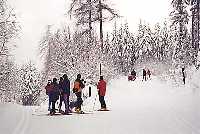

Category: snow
[0, 76, 200, 134]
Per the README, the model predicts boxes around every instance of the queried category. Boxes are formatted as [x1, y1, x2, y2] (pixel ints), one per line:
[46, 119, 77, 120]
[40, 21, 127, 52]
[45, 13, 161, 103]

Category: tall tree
[68, 0, 119, 51]
[97, 0, 119, 51]
[68, 0, 96, 39]
[170, 0, 191, 66]
[0, 0, 19, 55]
[191, 0, 200, 67]
[0, 0, 20, 103]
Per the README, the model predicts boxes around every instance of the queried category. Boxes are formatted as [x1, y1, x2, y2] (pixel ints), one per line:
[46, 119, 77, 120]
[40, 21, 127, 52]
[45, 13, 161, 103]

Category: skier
[49, 78, 60, 115]
[97, 76, 107, 110]
[147, 69, 151, 79]
[60, 74, 71, 114]
[58, 77, 64, 113]
[143, 69, 147, 81]
[131, 69, 136, 80]
[182, 67, 186, 85]
[45, 80, 52, 111]
[73, 74, 85, 113]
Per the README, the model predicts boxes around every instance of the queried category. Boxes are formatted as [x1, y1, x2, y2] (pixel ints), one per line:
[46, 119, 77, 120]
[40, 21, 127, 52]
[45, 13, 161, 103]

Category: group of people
[142, 69, 151, 81]
[45, 74, 71, 115]
[45, 74, 107, 115]
[129, 67, 187, 84]
[128, 68, 151, 81]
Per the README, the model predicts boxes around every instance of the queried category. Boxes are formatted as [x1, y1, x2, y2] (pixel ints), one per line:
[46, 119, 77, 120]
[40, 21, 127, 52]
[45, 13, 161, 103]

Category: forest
[0, 0, 199, 105]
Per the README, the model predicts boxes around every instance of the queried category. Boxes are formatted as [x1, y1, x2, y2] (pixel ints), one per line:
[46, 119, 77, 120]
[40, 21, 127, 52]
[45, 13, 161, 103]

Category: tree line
[0, 0, 199, 105]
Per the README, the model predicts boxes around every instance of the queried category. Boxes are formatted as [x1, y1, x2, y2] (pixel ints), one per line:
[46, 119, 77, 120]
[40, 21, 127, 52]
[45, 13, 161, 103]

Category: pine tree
[191, 0, 200, 68]
[18, 62, 42, 106]
[0, 0, 20, 103]
[170, 0, 191, 67]
[0, 0, 19, 55]
[68, 0, 119, 51]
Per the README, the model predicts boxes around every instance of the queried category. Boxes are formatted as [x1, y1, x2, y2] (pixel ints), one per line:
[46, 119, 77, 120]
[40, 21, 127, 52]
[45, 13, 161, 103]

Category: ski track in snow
[109, 76, 200, 134]
[11, 107, 30, 134]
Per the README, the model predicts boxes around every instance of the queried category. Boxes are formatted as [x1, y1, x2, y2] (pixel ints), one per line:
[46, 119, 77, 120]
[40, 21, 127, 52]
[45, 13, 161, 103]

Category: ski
[97, 109, 110, 111]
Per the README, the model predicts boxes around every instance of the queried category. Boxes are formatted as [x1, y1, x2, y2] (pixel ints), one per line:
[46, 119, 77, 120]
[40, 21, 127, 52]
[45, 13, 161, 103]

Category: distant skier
[131, 69, 136, 80]
[73, 74, 85, 113]
[45, 80, 52, 111]
[147, 69, 151, 79]
[143, 69, 147, 81]
[182, 67, 186, 85]
[60, 74, 71, 114]
[49, 78, 60, 115]
[97, 76, 107, 110]
[58, 77, 64, 113]
[128, 69, 136, 81]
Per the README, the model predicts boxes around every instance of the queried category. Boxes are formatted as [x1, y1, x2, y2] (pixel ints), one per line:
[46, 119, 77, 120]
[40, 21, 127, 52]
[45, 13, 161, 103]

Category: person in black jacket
[182, 67, 186, 85]
[131, 69, 136, 80]
[58, 77, 64, 112]
[60, 74, 71, 114]
[131, 69, 136, 77]
[143, 69, 147, 81]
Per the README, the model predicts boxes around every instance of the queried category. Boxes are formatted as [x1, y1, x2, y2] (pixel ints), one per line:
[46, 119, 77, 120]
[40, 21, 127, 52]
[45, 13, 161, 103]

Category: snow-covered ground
[0, 76, 200, 134]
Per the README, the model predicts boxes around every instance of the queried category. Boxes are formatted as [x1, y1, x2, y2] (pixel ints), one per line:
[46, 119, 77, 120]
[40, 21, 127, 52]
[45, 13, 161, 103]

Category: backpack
[53, 84, 60, 101]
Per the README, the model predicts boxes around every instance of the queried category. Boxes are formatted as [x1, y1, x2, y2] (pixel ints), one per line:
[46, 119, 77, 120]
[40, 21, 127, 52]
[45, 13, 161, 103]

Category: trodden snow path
[108, 76, 200, 134]
[1, 76, 200, 134]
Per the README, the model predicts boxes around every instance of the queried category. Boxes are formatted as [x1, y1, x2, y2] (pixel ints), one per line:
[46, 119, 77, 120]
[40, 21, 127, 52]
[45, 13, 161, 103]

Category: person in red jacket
[45, 80, 53, 111]
[97, 76, 107, 110]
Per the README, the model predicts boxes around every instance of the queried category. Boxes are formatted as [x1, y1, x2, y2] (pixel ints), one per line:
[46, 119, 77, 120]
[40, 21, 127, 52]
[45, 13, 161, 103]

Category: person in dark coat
[97, 76, 107, 110]
[58, 77, 64, 112]
[182, 67, 186, 85]
[131, 69, 136, 77]
[130, 69, 136, 80]
[147, 69, 151, 79]
[73, 74, 85, 113]
[143, 69, 147, 81]
[60, 74, 71, 114]
[49, 78, 60, 115]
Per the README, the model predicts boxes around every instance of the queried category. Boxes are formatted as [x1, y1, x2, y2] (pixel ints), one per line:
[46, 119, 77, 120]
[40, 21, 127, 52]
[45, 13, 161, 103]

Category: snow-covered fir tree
[18, 62, 42, 105]
[0, 0, 20, 103]
[170, 0, 193, 67]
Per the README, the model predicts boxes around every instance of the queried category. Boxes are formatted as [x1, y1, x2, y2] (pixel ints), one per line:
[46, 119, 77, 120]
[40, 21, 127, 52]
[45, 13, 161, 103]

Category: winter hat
[77, 74, 81, 79]
[63, 74, 68, 79]
[53, 78, 57, 83]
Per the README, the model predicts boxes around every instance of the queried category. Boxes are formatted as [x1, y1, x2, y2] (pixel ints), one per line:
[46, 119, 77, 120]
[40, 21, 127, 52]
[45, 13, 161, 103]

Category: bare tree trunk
[99, 0, 103, 52]
[192, 5, 195, 50]
[196, 0, 199, 56]
[179, 0, 183, 48]
[88, 0, 92, 42]
[85, 0, 93, 60]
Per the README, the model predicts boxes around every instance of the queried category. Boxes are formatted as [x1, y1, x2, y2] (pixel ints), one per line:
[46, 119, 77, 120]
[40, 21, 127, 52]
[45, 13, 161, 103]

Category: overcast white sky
[10, 0, 170, 67]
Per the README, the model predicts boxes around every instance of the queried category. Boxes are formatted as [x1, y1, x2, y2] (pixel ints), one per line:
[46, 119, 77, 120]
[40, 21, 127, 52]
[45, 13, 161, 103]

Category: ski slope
[0, 76, 200, 134]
